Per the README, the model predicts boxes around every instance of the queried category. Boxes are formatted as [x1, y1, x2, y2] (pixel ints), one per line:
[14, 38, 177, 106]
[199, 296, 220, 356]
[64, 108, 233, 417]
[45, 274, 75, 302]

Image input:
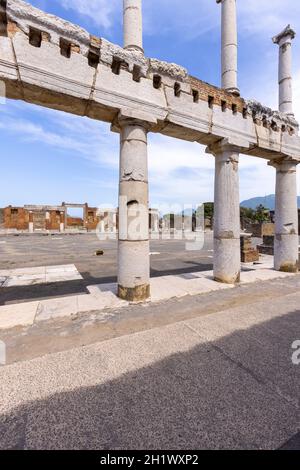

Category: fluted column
[206, 139, 241, 283]
[269, 159, 299, 272]
[273, 25, 296, 116]
[118, 118, 150, 301]
[216, 0, 239, 95]
[123, 0, 143, 53]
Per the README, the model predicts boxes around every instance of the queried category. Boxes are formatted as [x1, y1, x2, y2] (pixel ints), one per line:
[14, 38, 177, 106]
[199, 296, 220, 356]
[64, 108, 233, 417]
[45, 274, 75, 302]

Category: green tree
[254, 204, 270, 223]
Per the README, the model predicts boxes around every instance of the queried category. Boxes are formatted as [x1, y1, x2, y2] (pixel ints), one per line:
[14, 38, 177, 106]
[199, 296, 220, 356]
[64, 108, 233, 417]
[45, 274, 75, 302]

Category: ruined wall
[45, 210, 60, 231]
[4, 206, 29, 230]
[66, 216, 84, 228]
[85, 207, 99, 230]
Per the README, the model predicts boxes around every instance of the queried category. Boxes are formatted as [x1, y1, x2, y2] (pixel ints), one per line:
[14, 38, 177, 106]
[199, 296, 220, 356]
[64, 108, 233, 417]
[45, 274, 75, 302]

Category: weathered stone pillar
[113, 212, 117, 233]
[59, 211, 65, 233]
[123, 0, 143, 53]
[28, 211, 33, 233]
[206, 140, 241, 283]
[273, 25, 296, 116]
[118, 119, 150, 301]
[216, 0, 239, 95]
[154, 214, 159, 233]
[99, 219, 105, 233]
[269, 159, 299, 272]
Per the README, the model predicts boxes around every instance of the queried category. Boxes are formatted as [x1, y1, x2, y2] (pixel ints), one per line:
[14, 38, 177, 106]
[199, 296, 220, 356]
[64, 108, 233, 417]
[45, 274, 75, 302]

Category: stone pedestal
[273, 25, 296, 116]
[241, 235, 259, 263]
[257, 235, 274, 256]
[123, 0, 143, 53]
[206, 140, 241, 283]
[117, 119, 150, 301]
[269, 159, 299, 272]
[216, 0, 239, 95]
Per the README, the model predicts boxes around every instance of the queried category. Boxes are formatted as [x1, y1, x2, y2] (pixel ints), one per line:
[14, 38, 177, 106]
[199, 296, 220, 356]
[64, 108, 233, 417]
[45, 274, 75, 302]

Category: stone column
[273, 25, 296, 116]
[99, 219, 105, 233]
[269, 159, 299, 272]
[154, 213, 159, 233]
[113, 212, 117, 233]
[206, 140, 241, 283]
[118, 119, 150, 301]
[59, 211, 65, 233]
[216, 0, 239, 95]
[123, 0, 143, 53]
[28, 211, 33, 233]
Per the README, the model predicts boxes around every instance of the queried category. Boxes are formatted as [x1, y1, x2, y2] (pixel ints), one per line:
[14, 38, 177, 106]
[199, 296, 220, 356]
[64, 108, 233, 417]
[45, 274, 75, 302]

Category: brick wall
[85, 207, 99, 230]
[189, 76, 245, 113]
[4, 207, 29, 230]
[46, 210, 61, 231]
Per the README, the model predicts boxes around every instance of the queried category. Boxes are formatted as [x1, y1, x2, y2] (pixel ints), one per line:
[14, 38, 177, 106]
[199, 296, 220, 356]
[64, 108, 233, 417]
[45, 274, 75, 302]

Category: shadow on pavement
[1, 309, 299, 450]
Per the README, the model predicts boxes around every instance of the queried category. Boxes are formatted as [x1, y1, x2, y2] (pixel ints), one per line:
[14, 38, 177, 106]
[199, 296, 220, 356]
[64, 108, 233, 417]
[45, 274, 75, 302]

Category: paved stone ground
[0, 275, 299, 450]
[0, 275, 300, 450]
[1, 233, 300, 449]
[0, 233, 215, 305]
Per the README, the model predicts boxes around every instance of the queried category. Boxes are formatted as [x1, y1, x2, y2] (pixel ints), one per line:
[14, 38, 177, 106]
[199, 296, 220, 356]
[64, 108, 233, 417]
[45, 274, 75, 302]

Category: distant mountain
[241, 194, 300, 211]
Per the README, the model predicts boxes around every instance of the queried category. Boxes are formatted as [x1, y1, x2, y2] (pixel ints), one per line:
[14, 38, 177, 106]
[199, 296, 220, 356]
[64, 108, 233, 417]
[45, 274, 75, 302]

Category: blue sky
[1, 0, 300, 209]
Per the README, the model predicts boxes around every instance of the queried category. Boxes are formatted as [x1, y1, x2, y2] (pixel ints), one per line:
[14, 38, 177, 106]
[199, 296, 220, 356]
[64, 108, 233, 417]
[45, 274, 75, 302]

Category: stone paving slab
[0, 264, 82, 288]
[0, 292, 299, 449]
[0, 302, 39, 329]
[0, 262, 297, 329]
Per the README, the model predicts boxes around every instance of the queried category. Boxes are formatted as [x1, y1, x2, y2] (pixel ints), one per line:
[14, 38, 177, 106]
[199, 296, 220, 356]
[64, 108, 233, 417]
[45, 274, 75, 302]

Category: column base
[118, 283, 150, 302]
[278, 262, 299, 273]
[225, 87, 240, 97]
[214, 272, 240, 285]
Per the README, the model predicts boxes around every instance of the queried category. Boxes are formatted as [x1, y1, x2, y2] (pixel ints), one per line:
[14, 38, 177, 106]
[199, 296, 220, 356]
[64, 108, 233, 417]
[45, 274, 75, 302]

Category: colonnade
[116, 0, 299, 301]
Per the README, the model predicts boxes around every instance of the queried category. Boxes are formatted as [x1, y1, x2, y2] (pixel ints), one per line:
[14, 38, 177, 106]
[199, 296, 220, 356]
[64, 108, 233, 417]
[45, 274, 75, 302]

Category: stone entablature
[0, 0, 299, 162]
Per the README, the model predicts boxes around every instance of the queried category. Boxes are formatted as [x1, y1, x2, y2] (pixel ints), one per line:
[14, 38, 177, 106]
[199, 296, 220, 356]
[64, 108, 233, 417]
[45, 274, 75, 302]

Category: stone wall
[243, 222, 275, 238]
[4, 206, 29, 230]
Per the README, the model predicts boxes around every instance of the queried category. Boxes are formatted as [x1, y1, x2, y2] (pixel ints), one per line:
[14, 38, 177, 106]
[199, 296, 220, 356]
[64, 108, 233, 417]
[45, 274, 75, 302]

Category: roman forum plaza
[0, 0, 299, 302]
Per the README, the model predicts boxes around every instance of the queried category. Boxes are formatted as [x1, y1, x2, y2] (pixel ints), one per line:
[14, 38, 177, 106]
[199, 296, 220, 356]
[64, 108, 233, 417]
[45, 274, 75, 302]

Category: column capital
[272, 25, 296, 46]
[111, 111, 154, 133]
[205, 139, 241, 159]
[268, 156, 299, 170]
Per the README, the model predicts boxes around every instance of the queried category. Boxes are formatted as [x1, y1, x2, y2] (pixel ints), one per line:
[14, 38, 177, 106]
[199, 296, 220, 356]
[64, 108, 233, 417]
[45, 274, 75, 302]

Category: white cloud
[59, 0, 119, 29]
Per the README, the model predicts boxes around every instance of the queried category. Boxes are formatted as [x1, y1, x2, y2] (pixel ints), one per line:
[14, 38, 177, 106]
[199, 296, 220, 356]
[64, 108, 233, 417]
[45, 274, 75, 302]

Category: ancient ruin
[0, 202, 160, 234]
[0, 0, 299, 300]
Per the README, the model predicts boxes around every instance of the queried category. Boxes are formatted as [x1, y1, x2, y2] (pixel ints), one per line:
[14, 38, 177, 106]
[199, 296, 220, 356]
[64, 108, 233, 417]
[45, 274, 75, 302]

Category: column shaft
[118, 121, 150, 301]
[123, 0, 143, 52]
[274, 160, 299, 272]
[209, 141, 241, 283]
[273, 25, 295, 116]
[217, 0, 239, 95]
[278, 40, 293, 114]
